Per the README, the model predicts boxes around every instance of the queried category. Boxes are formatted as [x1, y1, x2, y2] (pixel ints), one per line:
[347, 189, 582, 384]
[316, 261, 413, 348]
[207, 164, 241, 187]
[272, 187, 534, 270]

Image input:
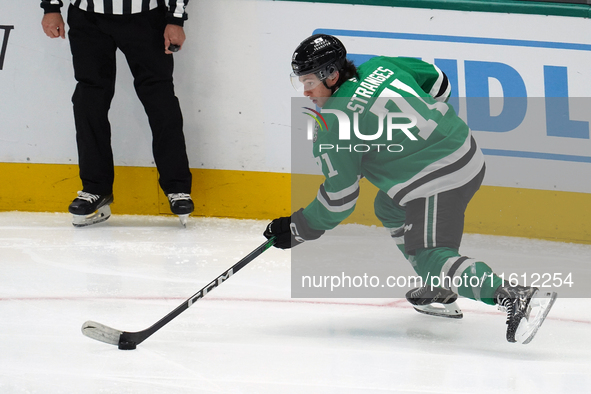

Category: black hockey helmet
[291, 34, 347, 80]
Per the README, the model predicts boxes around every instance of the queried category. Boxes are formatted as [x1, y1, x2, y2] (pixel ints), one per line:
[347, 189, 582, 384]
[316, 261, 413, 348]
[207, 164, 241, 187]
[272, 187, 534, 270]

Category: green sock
[415, 248, 503, 305]
[455, 262, 504, 305]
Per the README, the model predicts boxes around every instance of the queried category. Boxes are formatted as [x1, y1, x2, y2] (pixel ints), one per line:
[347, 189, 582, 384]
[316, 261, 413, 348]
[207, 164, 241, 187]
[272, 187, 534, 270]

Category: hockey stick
[81, 236, 277, 349]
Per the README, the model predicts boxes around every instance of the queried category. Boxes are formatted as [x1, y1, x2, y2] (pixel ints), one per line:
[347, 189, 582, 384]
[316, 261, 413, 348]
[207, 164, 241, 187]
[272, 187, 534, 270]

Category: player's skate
[68, 191, 114, 227]
[406, 286, 463, 319]
[494, 282, 557, 344]
[167, 193, 194, 227]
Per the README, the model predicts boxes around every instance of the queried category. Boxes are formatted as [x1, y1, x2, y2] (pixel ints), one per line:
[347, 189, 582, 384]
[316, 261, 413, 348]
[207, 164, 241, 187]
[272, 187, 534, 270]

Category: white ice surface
[0, 212, 590, 394]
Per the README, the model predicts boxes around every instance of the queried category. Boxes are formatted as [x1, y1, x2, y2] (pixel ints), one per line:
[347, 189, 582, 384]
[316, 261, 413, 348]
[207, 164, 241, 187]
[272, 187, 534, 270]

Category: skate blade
[72, 205, 112, 227]
[515, 290, 557, 344]
[412, 301, 463, 319]
[178, 214, 189, 228]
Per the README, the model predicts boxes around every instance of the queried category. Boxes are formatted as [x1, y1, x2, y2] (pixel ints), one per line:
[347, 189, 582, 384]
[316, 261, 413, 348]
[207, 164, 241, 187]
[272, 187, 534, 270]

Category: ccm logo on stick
[188, 269, 234, 306]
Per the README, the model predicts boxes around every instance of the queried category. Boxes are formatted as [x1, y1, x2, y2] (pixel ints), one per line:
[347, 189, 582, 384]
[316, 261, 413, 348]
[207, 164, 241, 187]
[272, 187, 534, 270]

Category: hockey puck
[118, 341, 137, 350]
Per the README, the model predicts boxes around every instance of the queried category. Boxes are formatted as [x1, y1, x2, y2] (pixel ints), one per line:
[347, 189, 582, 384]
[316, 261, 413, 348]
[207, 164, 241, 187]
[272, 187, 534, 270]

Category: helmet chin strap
[322, 80, 335, 93]
[322, 72, 339, 94]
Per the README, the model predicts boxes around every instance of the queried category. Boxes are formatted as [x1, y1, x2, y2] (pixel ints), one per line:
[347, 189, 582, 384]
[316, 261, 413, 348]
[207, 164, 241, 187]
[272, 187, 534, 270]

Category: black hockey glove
[264, 208, 325, 249]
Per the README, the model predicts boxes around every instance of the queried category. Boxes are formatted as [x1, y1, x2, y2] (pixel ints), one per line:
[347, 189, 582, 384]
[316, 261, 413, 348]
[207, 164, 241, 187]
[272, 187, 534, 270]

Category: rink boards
[1, 163, 589, 245]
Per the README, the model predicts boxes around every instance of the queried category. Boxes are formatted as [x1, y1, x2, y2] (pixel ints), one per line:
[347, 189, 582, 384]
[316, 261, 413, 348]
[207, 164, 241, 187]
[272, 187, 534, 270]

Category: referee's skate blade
[178, 214, 189, 228]
[72, 205, 111, 227]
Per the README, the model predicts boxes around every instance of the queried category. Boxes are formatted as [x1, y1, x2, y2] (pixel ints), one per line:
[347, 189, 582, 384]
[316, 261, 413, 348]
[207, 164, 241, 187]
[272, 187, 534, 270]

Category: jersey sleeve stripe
[429, 65, 451, 102]
[434, 75, 451, 102]
[317, 181, 360, 213]
[323, 176, 360, 200]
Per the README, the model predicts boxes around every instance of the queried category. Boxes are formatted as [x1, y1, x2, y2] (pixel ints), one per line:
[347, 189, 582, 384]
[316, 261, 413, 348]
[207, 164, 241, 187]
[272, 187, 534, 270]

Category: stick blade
[81, 320, 122, 346]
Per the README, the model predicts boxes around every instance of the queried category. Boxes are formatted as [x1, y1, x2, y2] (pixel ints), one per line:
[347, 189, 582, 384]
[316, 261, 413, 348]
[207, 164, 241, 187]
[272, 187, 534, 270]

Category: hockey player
[263, 34, 557, 344]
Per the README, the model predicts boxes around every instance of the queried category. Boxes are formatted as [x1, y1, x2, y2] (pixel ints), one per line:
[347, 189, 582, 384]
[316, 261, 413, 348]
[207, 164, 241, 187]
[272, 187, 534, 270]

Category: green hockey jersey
[302, 56, 485, 231]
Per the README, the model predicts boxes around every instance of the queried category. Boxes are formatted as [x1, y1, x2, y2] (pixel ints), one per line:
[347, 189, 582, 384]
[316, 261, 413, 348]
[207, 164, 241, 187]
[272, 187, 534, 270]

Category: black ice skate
[406, 286, 463, 319]
[167, 193, 194, 227]
[494, 282, 557, 344]
[68, 191, 114, 227]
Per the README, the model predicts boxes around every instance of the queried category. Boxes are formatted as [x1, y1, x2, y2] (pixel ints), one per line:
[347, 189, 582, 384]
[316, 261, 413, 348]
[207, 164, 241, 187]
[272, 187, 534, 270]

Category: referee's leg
[67, 5, 117, 196]
[115, 8, 192, 195]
